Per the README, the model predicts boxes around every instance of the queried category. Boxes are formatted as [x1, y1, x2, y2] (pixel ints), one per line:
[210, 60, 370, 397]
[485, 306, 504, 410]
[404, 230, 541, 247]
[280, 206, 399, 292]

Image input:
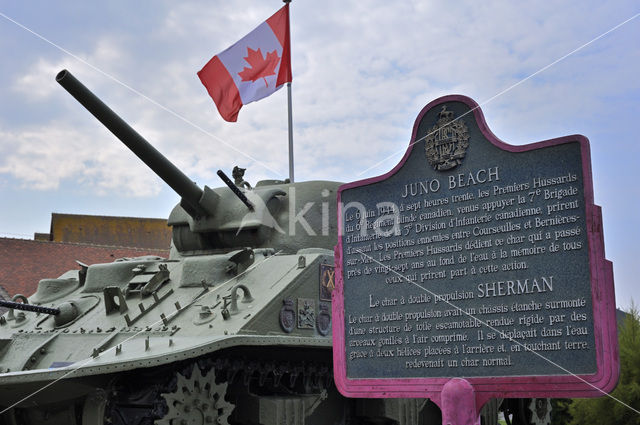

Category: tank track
[105, 351, 334, 425]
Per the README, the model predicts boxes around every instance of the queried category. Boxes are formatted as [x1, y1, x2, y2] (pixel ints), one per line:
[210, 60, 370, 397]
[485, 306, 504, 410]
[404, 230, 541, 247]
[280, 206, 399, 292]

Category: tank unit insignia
[316, 302, 331, 336]
[297, 298, 316, 329]
[279, 298, 295, 333]
[319, 263, 335, 301]
[425, 105, 470, 171]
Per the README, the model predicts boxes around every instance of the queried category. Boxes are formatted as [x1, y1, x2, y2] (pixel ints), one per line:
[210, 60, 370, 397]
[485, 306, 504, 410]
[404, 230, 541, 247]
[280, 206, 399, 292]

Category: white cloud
[0, 123, 161, 197]
[13, 58, 74, 101]
[13, 37, 125, 101]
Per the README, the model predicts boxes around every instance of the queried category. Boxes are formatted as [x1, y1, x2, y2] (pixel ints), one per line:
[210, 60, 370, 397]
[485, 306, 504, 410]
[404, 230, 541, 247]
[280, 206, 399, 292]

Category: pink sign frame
[332, 95, 618, 415]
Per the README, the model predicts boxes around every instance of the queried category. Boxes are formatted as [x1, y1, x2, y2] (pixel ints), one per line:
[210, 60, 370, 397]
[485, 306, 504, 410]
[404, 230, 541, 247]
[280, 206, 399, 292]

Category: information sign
[332, 95, 618, 408]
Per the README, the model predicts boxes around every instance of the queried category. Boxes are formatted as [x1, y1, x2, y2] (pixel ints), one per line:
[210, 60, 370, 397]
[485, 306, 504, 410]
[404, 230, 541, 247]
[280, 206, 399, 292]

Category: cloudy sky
[0, 1, 638, 309]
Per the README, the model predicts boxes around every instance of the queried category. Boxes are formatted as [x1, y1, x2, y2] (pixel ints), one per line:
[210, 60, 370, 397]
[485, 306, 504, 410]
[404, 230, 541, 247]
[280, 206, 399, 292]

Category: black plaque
[339, 100, 600, 380]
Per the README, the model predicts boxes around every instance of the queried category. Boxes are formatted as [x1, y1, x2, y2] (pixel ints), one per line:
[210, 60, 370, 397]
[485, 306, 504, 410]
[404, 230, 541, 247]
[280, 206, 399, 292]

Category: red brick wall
[0, 238, 169, 298]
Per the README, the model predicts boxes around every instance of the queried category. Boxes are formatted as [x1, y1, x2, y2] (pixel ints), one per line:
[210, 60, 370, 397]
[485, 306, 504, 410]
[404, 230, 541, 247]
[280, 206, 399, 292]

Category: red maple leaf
[237, 47, 280, 87]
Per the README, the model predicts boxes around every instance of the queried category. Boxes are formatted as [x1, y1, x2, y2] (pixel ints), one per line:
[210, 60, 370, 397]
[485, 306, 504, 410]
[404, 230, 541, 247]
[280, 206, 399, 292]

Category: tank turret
[56, 70, 338, 254]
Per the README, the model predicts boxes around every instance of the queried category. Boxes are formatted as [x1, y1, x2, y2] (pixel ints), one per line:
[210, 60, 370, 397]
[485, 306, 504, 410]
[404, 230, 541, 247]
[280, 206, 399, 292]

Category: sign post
[332, 95, 618, 424]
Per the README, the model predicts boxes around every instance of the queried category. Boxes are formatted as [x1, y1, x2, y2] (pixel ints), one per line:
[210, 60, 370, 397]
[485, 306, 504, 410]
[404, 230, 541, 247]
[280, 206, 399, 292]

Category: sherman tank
[0, 71, 532, 425]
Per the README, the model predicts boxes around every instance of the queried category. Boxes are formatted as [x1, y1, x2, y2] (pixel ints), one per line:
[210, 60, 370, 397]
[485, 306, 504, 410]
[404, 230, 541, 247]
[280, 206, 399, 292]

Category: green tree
[551, 398, 572, 425]
[569, 303, 640, 425]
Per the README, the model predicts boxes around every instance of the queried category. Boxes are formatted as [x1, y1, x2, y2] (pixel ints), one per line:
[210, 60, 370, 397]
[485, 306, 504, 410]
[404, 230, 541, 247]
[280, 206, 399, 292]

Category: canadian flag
[198, 5, 292, 122]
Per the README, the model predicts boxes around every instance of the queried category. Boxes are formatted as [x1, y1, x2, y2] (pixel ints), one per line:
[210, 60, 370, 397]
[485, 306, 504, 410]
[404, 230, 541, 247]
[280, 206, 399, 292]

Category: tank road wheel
[527, 398, 550, 425]
[156, 366, 234, 425]
[502, 398, 551, 425]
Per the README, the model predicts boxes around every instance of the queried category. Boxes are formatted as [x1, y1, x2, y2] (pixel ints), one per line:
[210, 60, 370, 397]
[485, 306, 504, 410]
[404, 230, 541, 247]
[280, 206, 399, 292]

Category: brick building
[0, 214, 171, 307]
[47, 213, 172, 248]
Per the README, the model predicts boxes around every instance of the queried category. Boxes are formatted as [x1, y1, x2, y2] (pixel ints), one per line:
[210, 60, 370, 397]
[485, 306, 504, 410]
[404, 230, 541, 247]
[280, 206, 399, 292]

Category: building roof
[0, 237, 170, 299]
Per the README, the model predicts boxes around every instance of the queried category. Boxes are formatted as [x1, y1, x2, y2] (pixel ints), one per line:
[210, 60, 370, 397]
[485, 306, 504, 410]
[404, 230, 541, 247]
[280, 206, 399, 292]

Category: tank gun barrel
[56, 69, 210, 217]
[0, 300, 60, 316]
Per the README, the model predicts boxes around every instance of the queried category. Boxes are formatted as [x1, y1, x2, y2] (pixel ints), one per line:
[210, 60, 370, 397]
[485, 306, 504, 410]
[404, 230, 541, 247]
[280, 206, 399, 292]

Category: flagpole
[287, 82, 294, 183]
[284, 0, 293, 183]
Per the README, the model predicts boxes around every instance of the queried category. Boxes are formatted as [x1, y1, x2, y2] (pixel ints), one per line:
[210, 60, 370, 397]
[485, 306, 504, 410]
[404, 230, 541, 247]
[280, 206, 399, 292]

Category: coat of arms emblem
[425, 106, 470, 171]
[316, 302, 331, 336]
[297, 298, 316, 329]
[279, 298, 295, 333]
